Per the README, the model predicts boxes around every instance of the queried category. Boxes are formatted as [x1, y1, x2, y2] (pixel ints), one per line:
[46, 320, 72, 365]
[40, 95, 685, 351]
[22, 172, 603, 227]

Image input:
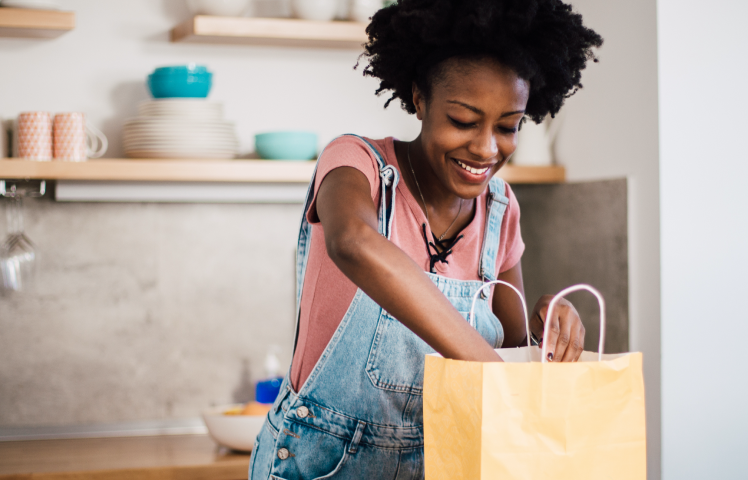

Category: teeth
[456, 159, 489, 175]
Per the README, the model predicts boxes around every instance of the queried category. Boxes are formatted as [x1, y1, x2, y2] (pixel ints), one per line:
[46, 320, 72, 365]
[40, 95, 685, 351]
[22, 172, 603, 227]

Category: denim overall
[249, 135, 510, 480]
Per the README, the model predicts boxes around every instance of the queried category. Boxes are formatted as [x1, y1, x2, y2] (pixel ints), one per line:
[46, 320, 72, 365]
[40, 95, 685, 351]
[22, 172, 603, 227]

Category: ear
[412, 82, 426, 121]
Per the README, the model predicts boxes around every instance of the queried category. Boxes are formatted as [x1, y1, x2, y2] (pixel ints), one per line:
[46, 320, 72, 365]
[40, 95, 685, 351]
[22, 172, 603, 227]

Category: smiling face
[413, 57, 530, 200]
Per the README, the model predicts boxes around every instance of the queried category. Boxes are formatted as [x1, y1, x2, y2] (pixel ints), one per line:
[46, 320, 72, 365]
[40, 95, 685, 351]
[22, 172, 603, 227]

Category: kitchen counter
[0, 434, 250, 479]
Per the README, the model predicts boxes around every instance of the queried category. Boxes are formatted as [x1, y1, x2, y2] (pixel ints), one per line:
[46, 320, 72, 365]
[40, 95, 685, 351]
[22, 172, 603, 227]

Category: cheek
[423, 120, 466, 155]
[498, 134, 519, 158]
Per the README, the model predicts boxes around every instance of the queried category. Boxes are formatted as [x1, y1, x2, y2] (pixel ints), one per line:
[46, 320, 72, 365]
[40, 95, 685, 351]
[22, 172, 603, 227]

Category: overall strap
[352, 135, 400, 240]
[292, 134, 399, 354]
[478, 177, 510, 283]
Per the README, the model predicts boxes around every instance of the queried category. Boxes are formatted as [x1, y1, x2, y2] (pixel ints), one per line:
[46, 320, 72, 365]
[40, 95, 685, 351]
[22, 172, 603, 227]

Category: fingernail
[547, 352, 554, 361]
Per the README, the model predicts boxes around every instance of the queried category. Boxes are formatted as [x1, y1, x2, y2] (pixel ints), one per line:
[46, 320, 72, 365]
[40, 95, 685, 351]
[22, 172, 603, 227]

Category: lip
[450, 157, 496, 183]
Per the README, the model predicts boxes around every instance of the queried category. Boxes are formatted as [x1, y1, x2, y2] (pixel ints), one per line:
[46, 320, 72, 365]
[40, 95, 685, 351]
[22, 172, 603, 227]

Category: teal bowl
[255, 132, 318, 160]
[153, 64, 209, 75]
[147, 73, 212, 98]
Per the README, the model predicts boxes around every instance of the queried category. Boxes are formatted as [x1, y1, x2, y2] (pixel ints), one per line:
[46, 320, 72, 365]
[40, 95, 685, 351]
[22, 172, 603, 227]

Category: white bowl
[124, 118, 234, 127]
[139, 100, 223, 112]
[123, 124, 236, 132]
[123, 139, 239, 147]
[349, 0, 382, 22]
[202, 404, 266, 451]
[186, 0, 251, 16]
[291, 0, 338, 21]
[122, 129, 238, 138]
[125, 149, 238, 159]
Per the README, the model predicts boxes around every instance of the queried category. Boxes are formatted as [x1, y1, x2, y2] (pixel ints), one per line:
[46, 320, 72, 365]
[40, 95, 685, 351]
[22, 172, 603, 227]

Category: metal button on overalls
[296, 406, 309, 418]
[277, 448, 289, 460]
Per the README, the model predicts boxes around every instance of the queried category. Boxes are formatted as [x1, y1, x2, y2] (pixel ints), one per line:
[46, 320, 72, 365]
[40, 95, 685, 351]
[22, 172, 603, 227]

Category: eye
[498, 126, 518, 134]
[448, 116, 476, 129]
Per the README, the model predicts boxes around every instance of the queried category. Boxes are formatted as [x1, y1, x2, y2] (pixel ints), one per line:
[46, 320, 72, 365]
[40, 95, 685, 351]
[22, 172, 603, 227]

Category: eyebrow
[447, 100, 525, 118]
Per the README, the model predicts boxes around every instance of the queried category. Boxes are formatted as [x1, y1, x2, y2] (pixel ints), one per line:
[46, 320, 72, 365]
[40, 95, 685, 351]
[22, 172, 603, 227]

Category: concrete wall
[560, 1, 661, 477]
[658, 1, 748, 478]
[0, 196, 302, 427]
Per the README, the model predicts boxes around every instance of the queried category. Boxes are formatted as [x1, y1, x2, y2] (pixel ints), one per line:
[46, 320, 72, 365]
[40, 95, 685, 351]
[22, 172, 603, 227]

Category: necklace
[406, 142, 463, 242]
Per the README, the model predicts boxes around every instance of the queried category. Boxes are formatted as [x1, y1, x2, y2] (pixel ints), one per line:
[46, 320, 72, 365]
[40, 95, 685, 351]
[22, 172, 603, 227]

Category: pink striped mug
[17, 112, 53, 161]
[53, 113, 108, 161]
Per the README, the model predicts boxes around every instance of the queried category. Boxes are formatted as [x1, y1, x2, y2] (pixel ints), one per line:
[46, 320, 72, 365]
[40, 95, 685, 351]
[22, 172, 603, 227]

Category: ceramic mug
[17, 112, 53, 161]
[53, 113, 108, 161]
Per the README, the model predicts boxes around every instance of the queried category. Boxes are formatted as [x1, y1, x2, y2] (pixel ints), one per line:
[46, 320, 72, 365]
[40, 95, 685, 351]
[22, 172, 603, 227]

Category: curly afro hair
[360, 0, 603, 123]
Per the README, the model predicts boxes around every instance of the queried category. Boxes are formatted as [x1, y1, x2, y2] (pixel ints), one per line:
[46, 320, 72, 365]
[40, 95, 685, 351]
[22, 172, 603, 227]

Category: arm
[316, 166, 502, 363]
[492, 261, 586, 361]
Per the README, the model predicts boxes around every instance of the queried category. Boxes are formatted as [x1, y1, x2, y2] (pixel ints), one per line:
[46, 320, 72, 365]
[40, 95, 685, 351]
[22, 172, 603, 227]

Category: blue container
[255, 377, 283, 404]
[147, 64, 213, 98]
[255, 131, 318, 160]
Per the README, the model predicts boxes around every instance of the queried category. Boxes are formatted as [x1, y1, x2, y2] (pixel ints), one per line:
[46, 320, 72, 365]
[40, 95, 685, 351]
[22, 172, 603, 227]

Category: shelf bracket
[0, 180, 46, 198]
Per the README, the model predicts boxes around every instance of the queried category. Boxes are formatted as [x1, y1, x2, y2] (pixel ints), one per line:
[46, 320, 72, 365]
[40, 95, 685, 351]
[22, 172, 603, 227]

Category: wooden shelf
[0, 159, 565, 184]
[171, 15, 367, 48]
[0, 159, 317, 183]
[0, 7, 74, 38]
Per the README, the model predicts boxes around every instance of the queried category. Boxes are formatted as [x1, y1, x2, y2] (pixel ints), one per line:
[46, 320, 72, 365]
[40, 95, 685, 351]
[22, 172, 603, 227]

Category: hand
[529, 295, 585, 362]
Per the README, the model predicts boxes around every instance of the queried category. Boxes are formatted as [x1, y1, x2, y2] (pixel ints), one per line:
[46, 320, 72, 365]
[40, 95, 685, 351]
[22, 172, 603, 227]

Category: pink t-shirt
[290, 136, 525, 390]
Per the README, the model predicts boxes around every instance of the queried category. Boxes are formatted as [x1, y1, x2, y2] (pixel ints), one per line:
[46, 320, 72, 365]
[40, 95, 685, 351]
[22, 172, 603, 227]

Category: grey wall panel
[514, 179, 629, 353]
[0, 198, 301, 427]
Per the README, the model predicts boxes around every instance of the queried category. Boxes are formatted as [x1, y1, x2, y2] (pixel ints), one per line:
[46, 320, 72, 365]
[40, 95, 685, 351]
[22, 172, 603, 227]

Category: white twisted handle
[541, 284, 606, 362]
[468, 280, 530, 348]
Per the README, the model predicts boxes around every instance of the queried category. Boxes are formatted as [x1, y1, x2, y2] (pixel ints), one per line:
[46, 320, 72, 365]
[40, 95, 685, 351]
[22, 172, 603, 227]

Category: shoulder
[318, 135, 384, 170]
[306, 135, 386, 223]
[315, 135, 387, 189]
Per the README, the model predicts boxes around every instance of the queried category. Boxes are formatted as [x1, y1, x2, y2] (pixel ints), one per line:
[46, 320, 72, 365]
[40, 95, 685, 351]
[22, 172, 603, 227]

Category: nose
[467, 127, 498, 160]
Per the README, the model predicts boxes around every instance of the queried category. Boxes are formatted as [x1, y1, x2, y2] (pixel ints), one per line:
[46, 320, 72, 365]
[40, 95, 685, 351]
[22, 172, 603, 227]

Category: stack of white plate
[123, 100, 239, 160]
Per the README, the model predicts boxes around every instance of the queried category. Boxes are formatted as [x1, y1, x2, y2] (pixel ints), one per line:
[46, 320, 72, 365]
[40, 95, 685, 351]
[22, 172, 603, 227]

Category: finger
[530, 309, 545, 340]
[542, 308, 561, 362]
[562, 322, 585, 362]
[552, 306, 574, 362]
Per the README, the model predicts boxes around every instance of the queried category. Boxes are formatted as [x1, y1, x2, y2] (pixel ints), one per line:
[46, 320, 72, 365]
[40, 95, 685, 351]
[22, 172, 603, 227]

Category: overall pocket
[365, 310, 434, 395]
[365, 303, 504, 395]
[468, 300, 505, 349]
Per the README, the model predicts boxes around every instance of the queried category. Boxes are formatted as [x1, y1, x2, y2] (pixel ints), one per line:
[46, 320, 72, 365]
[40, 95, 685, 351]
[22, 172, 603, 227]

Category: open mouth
[453, 158, 490, 175]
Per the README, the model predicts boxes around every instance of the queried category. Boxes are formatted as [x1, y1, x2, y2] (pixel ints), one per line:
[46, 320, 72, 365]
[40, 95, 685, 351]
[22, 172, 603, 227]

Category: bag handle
[469, 280, 531, 348]
[542, 284, 606, 362]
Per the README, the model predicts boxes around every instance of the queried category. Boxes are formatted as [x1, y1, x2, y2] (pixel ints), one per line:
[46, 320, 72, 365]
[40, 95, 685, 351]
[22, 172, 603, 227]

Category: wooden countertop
[0, 435, 250, 480]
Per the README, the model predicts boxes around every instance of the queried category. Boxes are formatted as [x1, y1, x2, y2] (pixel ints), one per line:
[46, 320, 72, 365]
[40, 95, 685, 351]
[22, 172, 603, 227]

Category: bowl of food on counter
[202, 401, 270, 452]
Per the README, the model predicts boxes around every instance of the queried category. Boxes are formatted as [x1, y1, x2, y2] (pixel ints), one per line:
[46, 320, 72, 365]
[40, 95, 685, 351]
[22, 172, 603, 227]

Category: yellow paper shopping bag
[424, 283, 646, 480]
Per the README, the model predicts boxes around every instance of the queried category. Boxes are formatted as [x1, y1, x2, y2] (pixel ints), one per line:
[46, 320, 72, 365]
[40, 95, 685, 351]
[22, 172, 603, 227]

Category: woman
[250, 1, 602, 478]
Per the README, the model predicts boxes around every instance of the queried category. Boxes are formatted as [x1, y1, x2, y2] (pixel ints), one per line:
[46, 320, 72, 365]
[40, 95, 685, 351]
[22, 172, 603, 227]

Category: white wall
[0, 0, 420, 158]
[558, 1, 661, 477]
[658, 1, 748, 478]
